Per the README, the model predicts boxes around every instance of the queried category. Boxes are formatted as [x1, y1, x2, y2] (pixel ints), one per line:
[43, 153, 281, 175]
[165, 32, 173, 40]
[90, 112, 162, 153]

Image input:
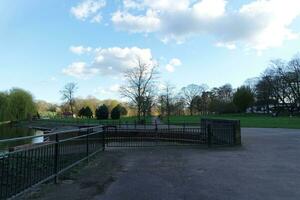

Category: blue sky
[0, 0, 300, 103]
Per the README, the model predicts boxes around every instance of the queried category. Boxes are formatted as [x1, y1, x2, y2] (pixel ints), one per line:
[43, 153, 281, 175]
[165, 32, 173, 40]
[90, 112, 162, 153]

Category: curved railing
[0, 120, 240, 199]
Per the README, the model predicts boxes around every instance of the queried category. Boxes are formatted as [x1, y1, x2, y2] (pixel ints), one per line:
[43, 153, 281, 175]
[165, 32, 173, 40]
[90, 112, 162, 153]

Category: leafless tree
[181, 84, 207, 115]
[120, 58, 158, 121]
[60, 82, 78, 115]
[159, 82, 175, 121]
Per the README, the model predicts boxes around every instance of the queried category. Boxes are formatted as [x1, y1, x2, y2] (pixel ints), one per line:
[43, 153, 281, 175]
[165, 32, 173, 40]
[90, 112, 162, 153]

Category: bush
[111, 105, 121, 120]
[78, 107, 85, 118]
[120, 106, 128, 116]
[77, 106, 93, 118]
[96, 104, 109, 120]
[85, 106, 93, 118]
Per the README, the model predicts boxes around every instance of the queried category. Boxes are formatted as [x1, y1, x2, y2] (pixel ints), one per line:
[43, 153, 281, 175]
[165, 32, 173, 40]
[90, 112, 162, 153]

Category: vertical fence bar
[102, 128, 106, 151]
[54, 133, 59, 184]
[86, 128, 90, 163]
[207, 124, 212, 148]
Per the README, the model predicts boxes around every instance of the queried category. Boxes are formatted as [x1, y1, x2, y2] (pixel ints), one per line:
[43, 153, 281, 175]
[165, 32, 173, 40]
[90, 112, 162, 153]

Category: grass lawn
[163, 114, 300, 129]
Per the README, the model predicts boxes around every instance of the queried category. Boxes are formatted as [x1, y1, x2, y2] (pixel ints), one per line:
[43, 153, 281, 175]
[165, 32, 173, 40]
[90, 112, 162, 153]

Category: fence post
[183, 122, 186, 133]
[168, 119, 170, 130]
[134, 120, 137, 129]
[207, 124, 212, 148]
[102, 127, 106, 151]
[54, 133, 59, 184]
[155, 120, 158, 131]
[86, 128, 90, 163]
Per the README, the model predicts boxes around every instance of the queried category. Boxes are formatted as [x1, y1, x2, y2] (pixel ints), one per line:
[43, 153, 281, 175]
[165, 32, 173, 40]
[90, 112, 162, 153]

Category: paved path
[29, 128, 300, 200]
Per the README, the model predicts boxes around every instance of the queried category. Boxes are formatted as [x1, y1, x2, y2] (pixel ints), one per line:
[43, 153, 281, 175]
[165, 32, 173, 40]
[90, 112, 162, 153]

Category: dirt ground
[22, 128, 300, 200]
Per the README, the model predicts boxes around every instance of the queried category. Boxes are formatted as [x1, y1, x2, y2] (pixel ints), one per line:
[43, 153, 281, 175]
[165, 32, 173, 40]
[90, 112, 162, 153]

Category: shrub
[85, 106, 93, 118]
[96, 104, 109, 120]
[111, 105, 121, 120]
[120, 106, 128, 116]
[78, 107, 85, 118]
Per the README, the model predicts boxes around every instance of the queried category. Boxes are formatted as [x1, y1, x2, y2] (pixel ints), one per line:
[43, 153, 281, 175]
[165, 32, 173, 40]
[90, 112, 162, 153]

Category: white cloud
[216, 42, 236, 50]
[91, 13, 103, 23]
[109, 84, 120, 92]
[64, 46, 155, 79]
[71, 0, 106, 23]
[94, 84, 120, 96]
[69, 46, 92, 55]
[112, 0, 300, 51]
[166, 58, 182, 72]
[112, 10, 160, 33]
[92, 46, 155, 74]
[62, 62, 99, 79]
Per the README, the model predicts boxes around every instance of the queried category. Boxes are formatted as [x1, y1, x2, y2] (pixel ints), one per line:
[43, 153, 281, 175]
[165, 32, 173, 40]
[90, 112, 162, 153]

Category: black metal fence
[0, 126, 104, 200]
[103, 119, 241, 148]
[104, 127, 207, 148]
[0, 120, 241, 199]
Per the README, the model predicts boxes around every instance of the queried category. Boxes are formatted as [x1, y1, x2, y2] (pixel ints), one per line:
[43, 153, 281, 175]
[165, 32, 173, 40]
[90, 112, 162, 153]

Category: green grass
[163, 114, 300, 129]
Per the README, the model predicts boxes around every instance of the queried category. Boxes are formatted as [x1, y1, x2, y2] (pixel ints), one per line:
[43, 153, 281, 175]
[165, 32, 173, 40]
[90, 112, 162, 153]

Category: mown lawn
[162, 114, 300, 129]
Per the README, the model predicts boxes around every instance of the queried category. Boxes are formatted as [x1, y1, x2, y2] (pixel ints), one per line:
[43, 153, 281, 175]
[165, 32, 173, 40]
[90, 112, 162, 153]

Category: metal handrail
[0, 125, 103, 144]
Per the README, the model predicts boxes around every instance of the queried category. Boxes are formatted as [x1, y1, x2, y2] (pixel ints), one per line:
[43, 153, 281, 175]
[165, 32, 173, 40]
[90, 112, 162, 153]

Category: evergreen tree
[96, 104, 109, 120]
[85, 106, 93, 118]
[111, 105, 121, 120]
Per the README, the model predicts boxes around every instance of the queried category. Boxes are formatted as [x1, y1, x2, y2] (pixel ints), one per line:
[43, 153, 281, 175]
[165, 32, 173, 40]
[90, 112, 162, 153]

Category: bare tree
[159, 82, 175, 121]
[60, 82, 78, 115]
[120, 58, 158, 121]
[181, 84, 207, 115]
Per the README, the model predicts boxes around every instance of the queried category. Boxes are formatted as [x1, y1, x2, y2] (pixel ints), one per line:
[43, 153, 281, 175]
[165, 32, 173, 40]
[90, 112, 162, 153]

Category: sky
[0, 0, 300, 103]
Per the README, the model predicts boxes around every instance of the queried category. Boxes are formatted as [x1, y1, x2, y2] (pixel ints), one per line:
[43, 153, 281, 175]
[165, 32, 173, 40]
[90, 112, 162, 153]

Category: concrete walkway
[27, 128, 300, 200]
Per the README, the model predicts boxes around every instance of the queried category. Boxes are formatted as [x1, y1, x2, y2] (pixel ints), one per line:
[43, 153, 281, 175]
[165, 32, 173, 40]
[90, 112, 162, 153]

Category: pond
[0, 124, 44, 153]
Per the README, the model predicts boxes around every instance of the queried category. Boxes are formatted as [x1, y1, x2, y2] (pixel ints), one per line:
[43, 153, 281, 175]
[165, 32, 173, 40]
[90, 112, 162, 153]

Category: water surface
[0, 124, 44, 153]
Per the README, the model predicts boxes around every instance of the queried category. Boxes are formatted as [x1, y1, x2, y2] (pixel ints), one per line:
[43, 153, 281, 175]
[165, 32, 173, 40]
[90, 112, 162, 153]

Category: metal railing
[0, 126, 104, 200]
[0, 120, 240, 199]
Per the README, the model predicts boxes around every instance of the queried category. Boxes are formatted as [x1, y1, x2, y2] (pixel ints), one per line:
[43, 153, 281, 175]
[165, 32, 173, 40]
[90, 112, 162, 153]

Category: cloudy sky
[1, 0, 300, 103]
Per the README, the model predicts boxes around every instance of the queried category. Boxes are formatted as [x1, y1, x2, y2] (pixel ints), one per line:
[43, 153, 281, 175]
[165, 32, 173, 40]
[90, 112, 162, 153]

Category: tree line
[2, 55, 299, 123]
[119, 55, 300, 122]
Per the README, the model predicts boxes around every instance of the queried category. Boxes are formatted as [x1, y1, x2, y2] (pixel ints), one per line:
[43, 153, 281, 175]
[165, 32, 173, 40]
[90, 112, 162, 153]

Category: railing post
[86, 128, 89, 163]
[207, 124, 212, 148]
[155, 120, 158, 131]
[54, 133, 59, 184]
[183, 122, 186, 133]
[102, 127, 106, 151]
[168, 118, 170, 130]
[134, 120, 137, 129]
